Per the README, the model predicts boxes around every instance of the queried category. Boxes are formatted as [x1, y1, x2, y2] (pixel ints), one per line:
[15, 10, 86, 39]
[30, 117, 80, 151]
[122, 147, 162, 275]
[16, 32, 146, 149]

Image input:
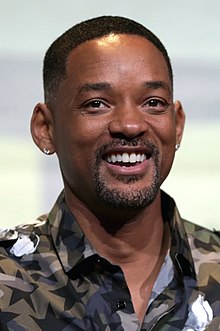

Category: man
[0, 15, 219, 331]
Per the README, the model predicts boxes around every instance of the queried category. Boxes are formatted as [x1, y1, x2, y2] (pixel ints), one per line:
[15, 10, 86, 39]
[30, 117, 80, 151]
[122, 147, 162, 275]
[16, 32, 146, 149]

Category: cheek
[54, 117, 107, 167]
[152, 114, 176, 147]
[153, 116, 176, 173]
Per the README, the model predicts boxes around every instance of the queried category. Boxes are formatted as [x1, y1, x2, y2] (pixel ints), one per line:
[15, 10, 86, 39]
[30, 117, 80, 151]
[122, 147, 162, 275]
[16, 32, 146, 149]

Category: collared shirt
[0, 191, 220, 330]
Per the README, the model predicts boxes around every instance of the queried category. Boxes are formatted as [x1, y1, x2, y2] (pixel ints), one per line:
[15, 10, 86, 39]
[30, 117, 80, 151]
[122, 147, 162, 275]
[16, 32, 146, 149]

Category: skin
[31, 34, 185, 321]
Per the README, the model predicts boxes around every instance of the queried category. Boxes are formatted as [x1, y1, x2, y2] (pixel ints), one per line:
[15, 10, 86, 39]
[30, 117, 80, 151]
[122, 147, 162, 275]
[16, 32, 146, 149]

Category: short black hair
[43, 15, 173, 104]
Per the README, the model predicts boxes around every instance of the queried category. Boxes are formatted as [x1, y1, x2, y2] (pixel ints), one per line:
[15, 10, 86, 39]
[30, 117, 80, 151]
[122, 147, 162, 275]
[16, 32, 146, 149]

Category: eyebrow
[77, 80, 172, 94]
[143, 81, 172, 93]
[77, 82, 112, 93]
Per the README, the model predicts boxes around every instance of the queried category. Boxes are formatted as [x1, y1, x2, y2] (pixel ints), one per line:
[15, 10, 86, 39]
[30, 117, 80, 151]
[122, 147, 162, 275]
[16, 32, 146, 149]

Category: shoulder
[0, 215, 49, 257]
[183, 219, 220, 293]
[183, 219, 220, 253]
[183, 220, 220, 320]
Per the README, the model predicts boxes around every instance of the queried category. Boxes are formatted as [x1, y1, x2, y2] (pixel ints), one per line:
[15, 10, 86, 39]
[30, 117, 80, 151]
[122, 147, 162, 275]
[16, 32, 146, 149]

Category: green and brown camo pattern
[0, 190, 220, 331]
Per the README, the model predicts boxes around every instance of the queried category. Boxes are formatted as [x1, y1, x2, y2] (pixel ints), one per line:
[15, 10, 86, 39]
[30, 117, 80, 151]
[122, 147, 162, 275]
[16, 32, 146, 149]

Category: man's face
[51, 34, 184, 212]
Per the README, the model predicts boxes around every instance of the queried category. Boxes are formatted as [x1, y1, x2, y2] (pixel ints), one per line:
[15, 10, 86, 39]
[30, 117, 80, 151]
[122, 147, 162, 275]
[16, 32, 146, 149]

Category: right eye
[80, 99, 110, 115]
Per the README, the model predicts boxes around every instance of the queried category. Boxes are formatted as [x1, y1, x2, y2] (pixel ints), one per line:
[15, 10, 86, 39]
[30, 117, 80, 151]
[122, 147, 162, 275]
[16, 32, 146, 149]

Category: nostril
[110, 132, 133, 140]
[110, 130, 146, 140]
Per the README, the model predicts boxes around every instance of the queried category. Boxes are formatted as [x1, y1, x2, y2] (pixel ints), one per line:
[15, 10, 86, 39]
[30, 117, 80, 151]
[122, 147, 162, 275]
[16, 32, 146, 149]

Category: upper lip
[103, 146, 152, 158]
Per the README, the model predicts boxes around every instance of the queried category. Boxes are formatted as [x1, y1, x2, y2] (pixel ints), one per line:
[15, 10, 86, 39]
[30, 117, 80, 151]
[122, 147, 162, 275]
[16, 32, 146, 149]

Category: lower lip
[105, 159, 150, 176]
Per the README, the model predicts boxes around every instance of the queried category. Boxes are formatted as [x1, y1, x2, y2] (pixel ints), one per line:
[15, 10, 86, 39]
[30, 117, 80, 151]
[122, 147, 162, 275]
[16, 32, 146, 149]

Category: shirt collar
[48, 192, 95, 273]
[48, 190, 196, 279]
[161, 191, 196, 279]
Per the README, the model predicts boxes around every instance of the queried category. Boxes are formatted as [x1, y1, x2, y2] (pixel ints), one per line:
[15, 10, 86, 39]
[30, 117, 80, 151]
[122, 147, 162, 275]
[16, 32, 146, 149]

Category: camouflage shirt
[0, 191, 220, 331]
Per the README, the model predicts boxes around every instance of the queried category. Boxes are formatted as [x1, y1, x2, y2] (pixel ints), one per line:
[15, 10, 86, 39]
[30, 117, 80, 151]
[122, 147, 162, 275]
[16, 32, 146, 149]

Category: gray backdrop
[0, 0, 219, 228]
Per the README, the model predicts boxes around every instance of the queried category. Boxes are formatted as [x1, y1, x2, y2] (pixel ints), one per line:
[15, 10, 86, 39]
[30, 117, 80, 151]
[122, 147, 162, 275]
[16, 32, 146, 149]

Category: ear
[30, 103, 55, 154]
[174, 100, 185, 147]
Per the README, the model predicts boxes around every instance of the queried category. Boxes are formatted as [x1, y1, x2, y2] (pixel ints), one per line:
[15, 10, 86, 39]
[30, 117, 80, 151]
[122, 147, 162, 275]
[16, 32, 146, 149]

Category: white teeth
[122, 153, 129, 162]
[140, 154, 146, 162]
[117, 154, 122, 162]
[136, 154, 141, 162]
[129, 153, 137, 163]
[107, 152, 146, 164]
[111, 155, 117, 163]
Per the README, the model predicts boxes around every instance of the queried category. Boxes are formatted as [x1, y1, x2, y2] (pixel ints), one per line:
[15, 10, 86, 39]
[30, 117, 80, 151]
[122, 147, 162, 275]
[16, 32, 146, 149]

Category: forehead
[64, 34, 171, 89]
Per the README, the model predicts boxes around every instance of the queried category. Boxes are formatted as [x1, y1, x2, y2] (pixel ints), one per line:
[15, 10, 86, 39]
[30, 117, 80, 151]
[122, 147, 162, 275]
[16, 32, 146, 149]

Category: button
[116, 300, 127, 310]
[94, 258, 102, 271]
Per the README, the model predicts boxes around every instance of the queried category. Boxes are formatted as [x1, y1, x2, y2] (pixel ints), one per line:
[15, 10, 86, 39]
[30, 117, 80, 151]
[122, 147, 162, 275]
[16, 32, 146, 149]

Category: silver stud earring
[43, 148, 50, 155]
[175, 144, 180, 151]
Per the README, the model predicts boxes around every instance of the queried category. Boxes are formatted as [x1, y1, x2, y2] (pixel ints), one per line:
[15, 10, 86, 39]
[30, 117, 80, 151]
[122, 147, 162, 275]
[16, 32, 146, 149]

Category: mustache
[95, 138, 159, 161]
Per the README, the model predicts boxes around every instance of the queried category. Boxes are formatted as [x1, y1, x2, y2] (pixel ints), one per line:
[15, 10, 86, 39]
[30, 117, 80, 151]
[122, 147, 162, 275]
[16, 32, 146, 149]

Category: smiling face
[33, 34, 185, 214]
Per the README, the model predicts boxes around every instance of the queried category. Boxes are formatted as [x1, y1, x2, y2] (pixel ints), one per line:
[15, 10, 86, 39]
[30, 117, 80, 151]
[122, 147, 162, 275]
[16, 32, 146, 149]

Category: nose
[108, 103, 149, 139]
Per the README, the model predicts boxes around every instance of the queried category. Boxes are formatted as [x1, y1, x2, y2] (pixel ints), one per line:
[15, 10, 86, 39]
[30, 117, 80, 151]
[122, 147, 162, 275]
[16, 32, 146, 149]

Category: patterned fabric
[0, 190, 220, 330]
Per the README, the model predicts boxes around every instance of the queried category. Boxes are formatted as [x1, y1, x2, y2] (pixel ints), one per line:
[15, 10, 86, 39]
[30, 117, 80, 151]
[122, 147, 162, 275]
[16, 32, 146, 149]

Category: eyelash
[145, 99, 166, 107]
[80, 97, 170, 114]
[79, 99, 109, 115]
[85, 100, 107, 108]
[143, 98, 171, 113]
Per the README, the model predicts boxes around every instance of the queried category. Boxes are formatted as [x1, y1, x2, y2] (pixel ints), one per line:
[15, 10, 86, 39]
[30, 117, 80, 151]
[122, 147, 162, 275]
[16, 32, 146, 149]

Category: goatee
[93, 139, 160, 210]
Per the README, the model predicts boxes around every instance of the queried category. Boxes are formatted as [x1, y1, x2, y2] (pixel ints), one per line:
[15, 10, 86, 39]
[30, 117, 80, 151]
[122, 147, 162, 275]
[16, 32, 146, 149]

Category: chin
[95, 178, 160, 210]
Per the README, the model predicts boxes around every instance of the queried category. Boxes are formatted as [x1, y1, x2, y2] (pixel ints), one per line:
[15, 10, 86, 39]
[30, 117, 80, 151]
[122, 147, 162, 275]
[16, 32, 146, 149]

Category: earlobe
[30, 103, 55, 154]
[174, 100, 185, 149]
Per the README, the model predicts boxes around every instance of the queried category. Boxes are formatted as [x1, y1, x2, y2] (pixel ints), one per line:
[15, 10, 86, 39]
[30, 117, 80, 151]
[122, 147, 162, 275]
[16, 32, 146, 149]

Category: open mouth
[105, 152, 149, 167]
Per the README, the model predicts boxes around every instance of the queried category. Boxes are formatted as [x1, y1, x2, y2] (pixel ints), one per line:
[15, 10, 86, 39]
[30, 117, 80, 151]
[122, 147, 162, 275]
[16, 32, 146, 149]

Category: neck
[65, 189, 169, 322]
[64, 189, 164, 265]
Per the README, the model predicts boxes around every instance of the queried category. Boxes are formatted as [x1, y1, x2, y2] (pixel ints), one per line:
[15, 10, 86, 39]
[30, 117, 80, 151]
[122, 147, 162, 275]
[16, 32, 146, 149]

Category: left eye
[88, 100, 106, 108]
[147, 99, 162, 106]
[143, 98, 170, 113]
